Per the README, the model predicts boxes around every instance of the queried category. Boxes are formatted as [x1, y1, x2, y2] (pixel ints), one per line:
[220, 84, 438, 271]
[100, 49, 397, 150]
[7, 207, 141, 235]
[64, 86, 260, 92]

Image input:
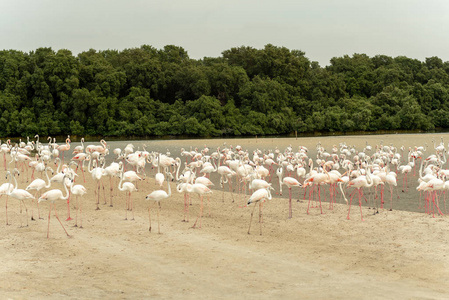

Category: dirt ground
[1, 134, 449, 299]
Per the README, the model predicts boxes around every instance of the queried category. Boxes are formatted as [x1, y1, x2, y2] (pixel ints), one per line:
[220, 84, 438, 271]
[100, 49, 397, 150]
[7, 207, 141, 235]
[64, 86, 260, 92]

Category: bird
[57, 136, 71, 163]
[344, 169, 373, 221]
[6, 169, 35, 227]
[38, 174, 72, 238]
[88, 156, 105, 210]
[0, 171, 15, 225]
[176, 180, 192, 222]
[281, 176, 302, 219]
[72, 137, 85, 154]
[69, 182, 87, 228]
[26, 166, 53, 220]
[102, 161, 121, 207]
[247, 187, 272, 235]
[118, 169, 138, 220]
[186, 183, 212, 229]
[145, 172, 172, 233]
[195, 176, 214, 216]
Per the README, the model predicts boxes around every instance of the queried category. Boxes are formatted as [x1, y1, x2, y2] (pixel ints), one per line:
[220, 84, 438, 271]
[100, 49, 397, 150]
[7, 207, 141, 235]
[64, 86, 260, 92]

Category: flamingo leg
[248, 202, 257, 234]
[47, 204, 51, 238]
[192, 195, 204, 229]
[157, 202, 161, 234]
[318, 186, 323, 214]
[5, 195, 9, 225]
[358, 189, 365, 221]
[130, 192, 135, 220]
[259, 201, 263, 235]
[288, 187, 292, 219]
[109, 177, 113, 207]
[54, 203, 70, 237]
[148, 206, 152, 232]
[75, 195, 79, 227]
[306, 185, 314, 214]
[346, 189, 357, 220]
[66, 190, 72, 221]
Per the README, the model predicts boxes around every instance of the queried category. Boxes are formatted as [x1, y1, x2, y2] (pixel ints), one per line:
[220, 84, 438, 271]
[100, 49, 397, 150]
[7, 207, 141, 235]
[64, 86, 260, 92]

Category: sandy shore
[1, 135, 449, 299]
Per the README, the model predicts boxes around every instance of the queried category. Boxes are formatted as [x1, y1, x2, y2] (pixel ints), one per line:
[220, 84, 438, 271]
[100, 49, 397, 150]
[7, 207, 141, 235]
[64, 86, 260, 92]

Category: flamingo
[57, 136, 71, 163]
[385, 172, 398, 211]
[195, 176, 214, 216]
[304, 171, 330, 215]
[118, 169, 138, 220]
[217, 164, 235, 202]
[0, 171, 15, 225]
[88, 157, 105, 210]
[281, 177, 302, 219]
[1, 139, 11, 170]
[72, 137, 85, 154]
[71, 152, 89, 182]
[102, 161, 121, 207]
[5, 169, 35, 227]
[176, 179, 192, 222]
[247, 187, 272, 235]
[145, 173, 172, 233]
[187, 183, 212, 229]
[25, 166, 53, 220]
[344, 169, 373, 221]
[70, 182, 87, 228]
[38, 175, 72, 238]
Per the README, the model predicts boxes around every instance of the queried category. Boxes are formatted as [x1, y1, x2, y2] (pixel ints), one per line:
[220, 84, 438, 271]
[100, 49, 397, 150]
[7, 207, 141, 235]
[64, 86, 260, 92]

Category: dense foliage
[1, 44, 448, 137]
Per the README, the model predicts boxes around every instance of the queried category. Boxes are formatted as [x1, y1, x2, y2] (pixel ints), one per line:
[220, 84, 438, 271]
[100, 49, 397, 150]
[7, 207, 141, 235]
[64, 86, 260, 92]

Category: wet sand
[1, 134, 449, 299]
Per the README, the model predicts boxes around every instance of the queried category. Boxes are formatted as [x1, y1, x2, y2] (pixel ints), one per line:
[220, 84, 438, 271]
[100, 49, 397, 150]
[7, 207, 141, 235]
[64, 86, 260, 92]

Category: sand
[1, 135, 449, 299]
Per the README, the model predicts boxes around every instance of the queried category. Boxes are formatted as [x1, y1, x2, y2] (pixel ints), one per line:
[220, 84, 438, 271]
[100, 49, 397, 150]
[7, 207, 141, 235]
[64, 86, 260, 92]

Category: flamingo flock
[0, 135, 447, 238]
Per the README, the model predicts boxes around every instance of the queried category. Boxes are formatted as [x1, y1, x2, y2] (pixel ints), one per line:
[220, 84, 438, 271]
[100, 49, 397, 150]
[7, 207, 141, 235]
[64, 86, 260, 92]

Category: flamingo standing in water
[57, 136, 71, 163]
[1, 139, 11, 170]
[146, 173, 172, 233]
[247, 187, 272, 235]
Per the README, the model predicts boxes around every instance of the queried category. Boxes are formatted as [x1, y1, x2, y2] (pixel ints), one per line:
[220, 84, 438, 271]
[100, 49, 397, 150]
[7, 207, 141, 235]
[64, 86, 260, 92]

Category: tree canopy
[0, 44, 447, 137]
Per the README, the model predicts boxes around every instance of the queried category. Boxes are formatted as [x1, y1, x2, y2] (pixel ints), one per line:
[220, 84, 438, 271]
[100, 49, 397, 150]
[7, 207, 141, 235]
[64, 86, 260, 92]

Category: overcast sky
[1, 0, 448, 66]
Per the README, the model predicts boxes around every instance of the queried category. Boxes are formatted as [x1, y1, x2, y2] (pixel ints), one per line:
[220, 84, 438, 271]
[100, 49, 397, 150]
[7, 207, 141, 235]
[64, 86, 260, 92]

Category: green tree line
[1, 44, 448, 137]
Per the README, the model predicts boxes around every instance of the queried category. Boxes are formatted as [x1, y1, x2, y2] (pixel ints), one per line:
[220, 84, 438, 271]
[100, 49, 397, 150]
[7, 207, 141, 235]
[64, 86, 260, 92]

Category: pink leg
[54, 204, 70, 237]
[358, 189, 364, 221]
[346, 189, 357, 220]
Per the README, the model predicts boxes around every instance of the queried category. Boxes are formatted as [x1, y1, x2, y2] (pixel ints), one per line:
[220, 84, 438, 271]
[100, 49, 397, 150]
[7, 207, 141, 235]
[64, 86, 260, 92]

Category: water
[24, 132, 449, 214]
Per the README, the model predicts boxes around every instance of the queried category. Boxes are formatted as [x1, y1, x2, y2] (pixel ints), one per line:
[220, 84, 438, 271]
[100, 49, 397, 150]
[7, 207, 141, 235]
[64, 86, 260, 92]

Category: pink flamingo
[57, 136, 71, 163]
[344, 169, 373, 221]
[304, 171, 330, 214]
[187, 183, 212, 229]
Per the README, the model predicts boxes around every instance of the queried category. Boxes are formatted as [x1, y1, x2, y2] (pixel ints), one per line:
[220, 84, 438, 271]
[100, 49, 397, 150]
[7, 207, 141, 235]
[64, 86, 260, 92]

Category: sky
[0, 0, 448, 66]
